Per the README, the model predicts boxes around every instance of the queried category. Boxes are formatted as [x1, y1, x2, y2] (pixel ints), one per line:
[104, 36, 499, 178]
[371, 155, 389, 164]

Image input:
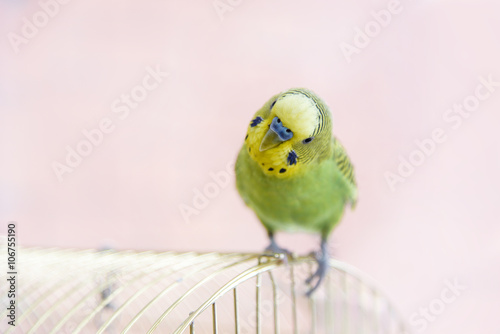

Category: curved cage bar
[0, 247, 411, 333]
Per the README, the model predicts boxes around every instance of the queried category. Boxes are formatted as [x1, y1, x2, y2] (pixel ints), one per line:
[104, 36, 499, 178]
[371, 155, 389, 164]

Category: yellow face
[244, 89, 332, 178]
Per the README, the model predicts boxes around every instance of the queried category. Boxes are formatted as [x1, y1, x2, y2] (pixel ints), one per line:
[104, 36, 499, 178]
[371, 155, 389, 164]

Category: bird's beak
[260, 128, 284, 152]
[259, 116, 294, 152]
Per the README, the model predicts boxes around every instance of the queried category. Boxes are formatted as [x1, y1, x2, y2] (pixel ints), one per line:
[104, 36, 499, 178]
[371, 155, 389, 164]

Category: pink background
[1, 1, 499, 333]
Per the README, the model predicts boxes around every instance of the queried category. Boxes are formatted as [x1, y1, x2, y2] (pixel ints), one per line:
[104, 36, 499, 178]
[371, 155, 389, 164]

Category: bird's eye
[286, 129, 291, 133]
[270, 100, 277, 109]
[303, 137, 314, 144]
[277, 118, 281, 123]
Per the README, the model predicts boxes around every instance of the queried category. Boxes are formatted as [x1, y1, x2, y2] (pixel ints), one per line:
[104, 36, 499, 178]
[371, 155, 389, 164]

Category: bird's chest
[238, 151, 345, 232]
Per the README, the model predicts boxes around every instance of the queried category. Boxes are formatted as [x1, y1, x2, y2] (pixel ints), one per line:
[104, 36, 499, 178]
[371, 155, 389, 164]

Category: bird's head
[244, 88, 333, 178]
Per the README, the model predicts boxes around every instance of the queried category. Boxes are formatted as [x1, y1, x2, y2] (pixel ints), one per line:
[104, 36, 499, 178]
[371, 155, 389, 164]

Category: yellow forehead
[274, 94, 319, 138]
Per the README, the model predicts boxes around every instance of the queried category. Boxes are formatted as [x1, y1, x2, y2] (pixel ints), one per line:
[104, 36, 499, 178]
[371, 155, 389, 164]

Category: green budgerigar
[235, 88, 357, 296]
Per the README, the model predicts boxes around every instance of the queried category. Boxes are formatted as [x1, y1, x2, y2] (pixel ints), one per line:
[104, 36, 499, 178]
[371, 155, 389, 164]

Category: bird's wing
[332, 137, 358, 207]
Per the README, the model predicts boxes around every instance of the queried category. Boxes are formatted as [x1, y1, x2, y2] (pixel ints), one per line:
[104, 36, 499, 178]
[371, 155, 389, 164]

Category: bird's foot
[305, 240, 329, 297]
[265, 242, 291, 255]
[264, 240, 292, 264]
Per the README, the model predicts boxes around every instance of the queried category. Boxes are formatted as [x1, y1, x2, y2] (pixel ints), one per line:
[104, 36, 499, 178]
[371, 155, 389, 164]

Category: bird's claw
[305, 260, 328, 296]
[305, 241, 329, 297]
[264, 242, 292, 265]
[265, 244, 291, 256]
[305, 266, 327, 296]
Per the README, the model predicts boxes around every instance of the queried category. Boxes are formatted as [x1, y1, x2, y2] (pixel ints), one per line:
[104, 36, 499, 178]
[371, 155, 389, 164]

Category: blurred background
[1, 0, 499, 333]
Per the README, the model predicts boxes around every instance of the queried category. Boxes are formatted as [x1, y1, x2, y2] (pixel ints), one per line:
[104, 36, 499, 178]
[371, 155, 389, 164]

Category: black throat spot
[287, 150, 298, 166]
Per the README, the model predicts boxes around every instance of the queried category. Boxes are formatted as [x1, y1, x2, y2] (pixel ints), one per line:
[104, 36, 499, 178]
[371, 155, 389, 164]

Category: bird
[235, 88, 357, 296]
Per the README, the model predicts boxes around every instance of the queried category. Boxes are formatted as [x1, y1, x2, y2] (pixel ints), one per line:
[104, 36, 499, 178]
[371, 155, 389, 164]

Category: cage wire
[0, 247, 412, 333]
